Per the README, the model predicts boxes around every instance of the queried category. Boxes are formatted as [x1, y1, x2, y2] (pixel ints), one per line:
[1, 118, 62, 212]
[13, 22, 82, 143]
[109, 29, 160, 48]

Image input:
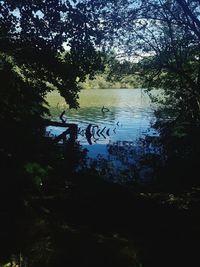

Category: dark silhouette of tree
[0, 2, 116, 263]
[0, 0, 106, 109]
[0, 0, 119, 160]
[105, 1, 200, 144]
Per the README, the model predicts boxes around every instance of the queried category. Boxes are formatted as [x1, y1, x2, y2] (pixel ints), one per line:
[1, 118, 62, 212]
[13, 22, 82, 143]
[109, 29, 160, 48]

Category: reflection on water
[47, 89, 158, 157]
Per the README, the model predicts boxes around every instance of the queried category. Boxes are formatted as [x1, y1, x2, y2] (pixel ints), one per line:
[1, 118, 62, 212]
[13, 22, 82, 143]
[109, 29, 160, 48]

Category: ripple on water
[47, 89, 159, 157]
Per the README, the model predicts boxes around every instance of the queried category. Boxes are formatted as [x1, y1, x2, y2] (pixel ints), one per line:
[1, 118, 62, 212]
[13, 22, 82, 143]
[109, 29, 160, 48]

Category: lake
[46, 89, 158, 158]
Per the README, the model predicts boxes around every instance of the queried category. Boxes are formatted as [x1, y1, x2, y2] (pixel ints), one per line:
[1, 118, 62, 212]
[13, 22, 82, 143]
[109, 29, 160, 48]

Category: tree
[105, 0, 200, 125]
[0, 0, 121, 157]
[96, 0, 200, 184]
[0, 1, 115, 263]
[0, 0, 107, 107]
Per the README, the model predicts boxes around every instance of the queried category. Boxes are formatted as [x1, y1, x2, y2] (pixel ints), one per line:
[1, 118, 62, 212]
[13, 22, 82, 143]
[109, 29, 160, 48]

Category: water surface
[46, 89, 157, 157]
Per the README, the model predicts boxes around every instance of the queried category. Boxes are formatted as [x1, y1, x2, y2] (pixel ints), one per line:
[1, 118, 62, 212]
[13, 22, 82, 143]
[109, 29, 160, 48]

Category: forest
[79, 57, 142, 89]
[1, 0, 200, 266]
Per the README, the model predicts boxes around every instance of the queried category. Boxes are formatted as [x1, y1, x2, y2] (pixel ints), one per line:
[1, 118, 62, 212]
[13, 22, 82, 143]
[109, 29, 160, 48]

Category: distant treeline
[79, 54, 142, 89]
[79, 73, 141, 89]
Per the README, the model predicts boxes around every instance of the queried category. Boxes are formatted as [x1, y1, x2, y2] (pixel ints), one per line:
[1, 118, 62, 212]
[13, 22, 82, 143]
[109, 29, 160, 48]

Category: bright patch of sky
[62, 42, 71, 51]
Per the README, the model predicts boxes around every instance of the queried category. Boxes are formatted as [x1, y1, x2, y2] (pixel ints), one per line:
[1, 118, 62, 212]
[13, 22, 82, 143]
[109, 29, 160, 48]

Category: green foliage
[0, 0, 116, 160]
[3, 263, 11, 267]
[24, 162, 50, 188]
[79, 53, 142, 89]
[79, 73, 140, 89]
[0, 0, 108, 111]
[103, 0, 200, 124]
[111, 0, 200, 161]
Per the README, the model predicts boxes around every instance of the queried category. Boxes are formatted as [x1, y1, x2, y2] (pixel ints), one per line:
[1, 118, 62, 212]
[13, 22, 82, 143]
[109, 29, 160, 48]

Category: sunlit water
[46, 89, 158, 158]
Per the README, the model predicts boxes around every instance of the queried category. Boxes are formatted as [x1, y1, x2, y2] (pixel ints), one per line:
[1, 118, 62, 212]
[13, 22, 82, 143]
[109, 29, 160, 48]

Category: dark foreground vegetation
[1, 139, 200, 267]
[1, 0, 200, 266]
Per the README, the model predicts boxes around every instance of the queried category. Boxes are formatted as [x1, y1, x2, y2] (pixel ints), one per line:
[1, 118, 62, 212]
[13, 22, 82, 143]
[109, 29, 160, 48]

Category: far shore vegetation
[79, 55, 142, 89]
[79, 73, 141, 89]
